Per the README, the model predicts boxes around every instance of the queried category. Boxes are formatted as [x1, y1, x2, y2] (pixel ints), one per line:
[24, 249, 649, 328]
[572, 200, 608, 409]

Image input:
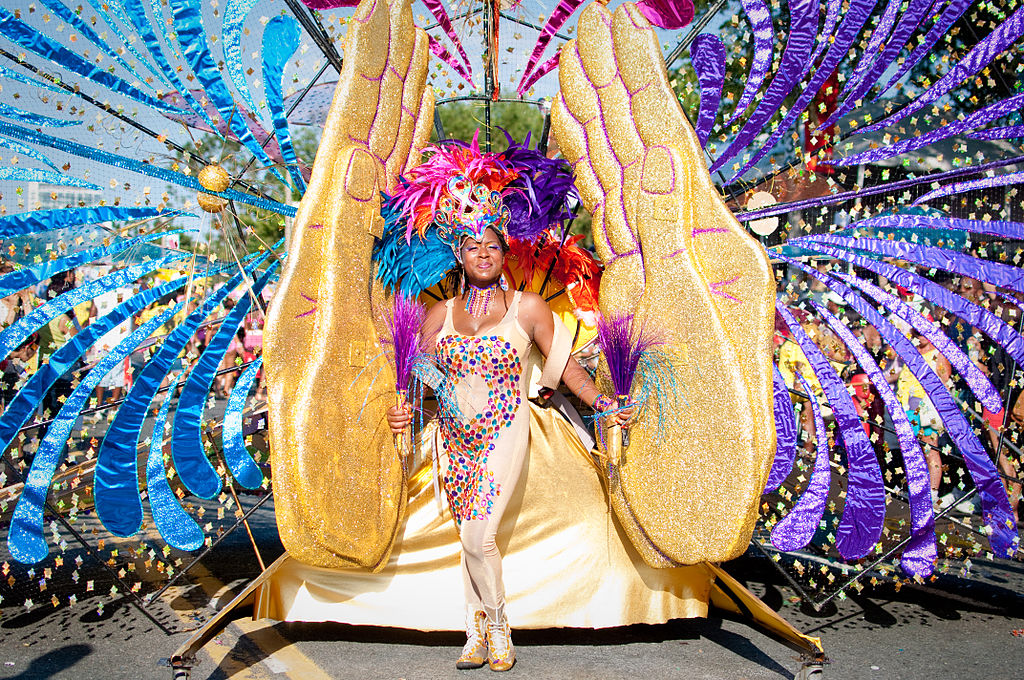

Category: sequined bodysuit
[436, 291, 534, 621]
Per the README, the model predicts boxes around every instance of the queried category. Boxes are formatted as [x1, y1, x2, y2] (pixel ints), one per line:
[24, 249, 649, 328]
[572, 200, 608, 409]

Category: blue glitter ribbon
[8, 304, 179, 564]
[222, 0, 262, 117]
[0, 273, 192, 457]
[0, 101, 79, 127]
[146, 370, 205, 550]
[165, 0, 285, 183]
[263, 15, 308, 193]
[95, 256, 270, 539]
[0, 229, 192, 298]
[0, 134, 58, 170]
[0, 253, 185, 362]
[117, 0, 218, 130]
[220, 357, 264, 490]
[0, 168, 98, 190]
[0, 206, 193, 239]
[171, 262, 277, 491]
[0, 121, 296, 217]
[82, 0, 169, 88]
[0, 7, 181, 114]
[0, 62, 66, 94]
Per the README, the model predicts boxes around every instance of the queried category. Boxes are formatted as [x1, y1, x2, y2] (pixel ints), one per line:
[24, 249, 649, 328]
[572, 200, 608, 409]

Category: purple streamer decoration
[798, 242, 1024, 368]
[764, 365, 798, 492]
[799, 234, 1024, 295]
[831, 91, 1024, 167]
[824, 0, 934, 130]
[858, 5, 1024, 136]
[810, 0, 844, 64]
[691, 34, 726, 148]
[709, 0, 819, 174]
[837, 272, 1003, 413]
[850, 214, 1024, 240]
[517, 0, 586, 96]
[727, 0, 774, 125]
[915, 170, 1024, 206]
[770, 373, 832, 553]
[427, 34, 475, 88]
[776, 303, 886, 560]
[875, 0, 975, 100]
[421, 0, 473, 78]
[968, 124, 1024, 140]
[782, 257, 1019, 557]
[518, 52, 560, 96]
[807, 298, 936, 576]
[720, 0, 880, 182]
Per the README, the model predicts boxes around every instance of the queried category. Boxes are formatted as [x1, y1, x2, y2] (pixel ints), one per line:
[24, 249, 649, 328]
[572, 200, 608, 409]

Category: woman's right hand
[387, 403, 412, 434]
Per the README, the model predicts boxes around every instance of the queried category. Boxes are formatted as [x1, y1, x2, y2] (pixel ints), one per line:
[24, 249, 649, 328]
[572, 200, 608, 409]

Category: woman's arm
[386, 299, 448, 433]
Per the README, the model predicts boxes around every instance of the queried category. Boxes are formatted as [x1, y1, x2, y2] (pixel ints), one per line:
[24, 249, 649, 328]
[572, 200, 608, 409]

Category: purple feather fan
[596, 312, 663, 397]
[381, 294, 428, 393]
[499, 131, 577, 240]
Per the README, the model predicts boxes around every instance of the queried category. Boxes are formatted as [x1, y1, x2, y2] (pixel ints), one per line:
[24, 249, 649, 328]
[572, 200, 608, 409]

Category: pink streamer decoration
[428, 34, 476, 88]
[299, 0, 359, 8]
[517, 51, 560, 96]
[421, 0, 473, 78]
[636, 0, 695, 30]
[517, 0, 586, 95]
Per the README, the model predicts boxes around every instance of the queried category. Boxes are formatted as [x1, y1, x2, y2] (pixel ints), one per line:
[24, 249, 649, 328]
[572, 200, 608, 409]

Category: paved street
[1, 493, 1023, 680]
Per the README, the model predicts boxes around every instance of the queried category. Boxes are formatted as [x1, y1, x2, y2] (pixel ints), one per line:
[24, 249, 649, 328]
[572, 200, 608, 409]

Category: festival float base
[168, 405, 824, 678]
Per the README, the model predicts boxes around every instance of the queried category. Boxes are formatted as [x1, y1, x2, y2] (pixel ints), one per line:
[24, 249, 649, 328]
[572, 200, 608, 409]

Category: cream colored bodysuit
[435, 291, 535, 621]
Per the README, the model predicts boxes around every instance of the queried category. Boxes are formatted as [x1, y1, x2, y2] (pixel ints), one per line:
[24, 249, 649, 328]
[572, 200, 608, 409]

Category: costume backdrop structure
[0, 0, 1022, 674]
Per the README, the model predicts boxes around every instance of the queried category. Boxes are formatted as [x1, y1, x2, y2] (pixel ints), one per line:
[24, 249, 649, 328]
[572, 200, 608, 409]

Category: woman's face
[459, 228, 505, 287]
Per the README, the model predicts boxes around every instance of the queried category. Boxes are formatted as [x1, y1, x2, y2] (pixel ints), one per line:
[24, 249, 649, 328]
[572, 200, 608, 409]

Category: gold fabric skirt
[254, 403, 714, 630]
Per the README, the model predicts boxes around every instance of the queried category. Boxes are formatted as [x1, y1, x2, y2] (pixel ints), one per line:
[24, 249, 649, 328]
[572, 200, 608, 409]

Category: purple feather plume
[499, 131, 577, 241]
[381, 294, 427, 393]
[596, 312, 663, 397]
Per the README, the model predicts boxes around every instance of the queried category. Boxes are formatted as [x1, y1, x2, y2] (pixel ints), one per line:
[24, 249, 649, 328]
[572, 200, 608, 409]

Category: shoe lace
[487, 620, 511, 659]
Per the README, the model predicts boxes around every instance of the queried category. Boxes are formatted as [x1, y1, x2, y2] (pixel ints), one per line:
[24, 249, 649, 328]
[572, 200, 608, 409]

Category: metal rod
[497, 11, 572, 41]
[284, 0, 343, 72]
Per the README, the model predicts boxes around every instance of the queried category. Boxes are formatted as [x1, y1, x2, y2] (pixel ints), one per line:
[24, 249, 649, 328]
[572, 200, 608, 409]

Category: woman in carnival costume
[379, 136, 631, 671]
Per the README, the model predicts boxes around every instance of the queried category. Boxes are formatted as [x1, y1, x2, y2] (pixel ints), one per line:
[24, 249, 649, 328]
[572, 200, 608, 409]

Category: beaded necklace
[465, 281, 500, 318]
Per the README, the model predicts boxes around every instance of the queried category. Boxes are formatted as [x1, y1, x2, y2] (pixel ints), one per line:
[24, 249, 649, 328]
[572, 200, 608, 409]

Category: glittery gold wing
[552, 2, 776, 566]
[263, 0, 433, 570]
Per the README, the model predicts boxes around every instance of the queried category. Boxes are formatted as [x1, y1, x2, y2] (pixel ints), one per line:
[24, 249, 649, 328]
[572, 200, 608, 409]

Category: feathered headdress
[373, 131, 576, 296]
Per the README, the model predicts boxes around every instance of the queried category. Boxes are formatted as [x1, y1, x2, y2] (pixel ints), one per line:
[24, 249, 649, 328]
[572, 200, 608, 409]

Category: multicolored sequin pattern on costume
[436, 334, 522, 523]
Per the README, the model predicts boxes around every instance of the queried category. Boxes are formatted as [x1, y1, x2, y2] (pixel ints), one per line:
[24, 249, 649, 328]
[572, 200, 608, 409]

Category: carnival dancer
[381, 144, 629, 671]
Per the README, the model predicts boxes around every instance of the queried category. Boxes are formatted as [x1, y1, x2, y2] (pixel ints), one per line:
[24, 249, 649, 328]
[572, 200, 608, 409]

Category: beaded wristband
[593, 395, 615, 413]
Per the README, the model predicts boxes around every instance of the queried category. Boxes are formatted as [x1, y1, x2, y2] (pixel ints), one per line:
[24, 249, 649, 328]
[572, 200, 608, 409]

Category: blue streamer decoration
[35, 0, 152, 90]
[0, 62, 66, 94]
[221, 357, 264, 490]
[171, 262, 277, 492]
[0, 229, 192, 298]
[0, 253, 186, 363]
[0, 206, 193, 239]
[8, 305, 180, 563]
[0, 168, 98, 190]
[763, 365, 797, 492]
[165, 0, 285, 183]
[0, 273, 193, 457]
[263, 15, 308, 193]
[223, 0, 262, 116]
[146, 370, 205, 550]
[0, 121, 296, 217]
[0, 135, 59, 171]
[81, 0, 169, 88]
[690, 34, 726, 149]
[118, 0, 219, 131]
[94, 257, 270, 538]
[0, 101, 79, 128]
[0, 7, 181, 114]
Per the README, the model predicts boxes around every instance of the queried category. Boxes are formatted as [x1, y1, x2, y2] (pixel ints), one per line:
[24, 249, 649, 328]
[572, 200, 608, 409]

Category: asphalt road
[1, 494, 1023, 680]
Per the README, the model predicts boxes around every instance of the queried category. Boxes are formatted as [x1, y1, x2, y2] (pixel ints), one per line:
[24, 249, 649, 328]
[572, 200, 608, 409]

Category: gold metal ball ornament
[197, 164, 231, 213]
[197, 192, 227, 213]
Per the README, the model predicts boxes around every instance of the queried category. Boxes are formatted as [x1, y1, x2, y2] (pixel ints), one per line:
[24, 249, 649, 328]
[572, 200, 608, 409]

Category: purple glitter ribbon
[858, 4, 1024, 136]
[799, 242, 1024, 367]
[968, 124, 1024, 140]
[831, 91, 1024, 167]
[809, 299, 936, 576]
[727, 0, 774, 125]
[875, 0, 973, 99]
[850, 214, 1024, 240]
[691, 34, 726, 148]
[838, 273, 1003, 413]
[799, 235, 1024, 295]
[769, 373, 832, 553]
[915, 170, 1024, 206]
[810, 0, 843, 64]
[709, 0, 818, 174]
[776, 303, 885, 560]
[517, 0, 586, 95]
[719, 0, 880, 181]
[764, 365, 798, 492]
[782, 258, 1019, 557]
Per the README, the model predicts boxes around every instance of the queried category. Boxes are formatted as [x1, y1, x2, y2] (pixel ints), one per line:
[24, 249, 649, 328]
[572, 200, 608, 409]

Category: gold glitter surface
[553, 2, 776, 566]
[263, 0, 433, 570]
